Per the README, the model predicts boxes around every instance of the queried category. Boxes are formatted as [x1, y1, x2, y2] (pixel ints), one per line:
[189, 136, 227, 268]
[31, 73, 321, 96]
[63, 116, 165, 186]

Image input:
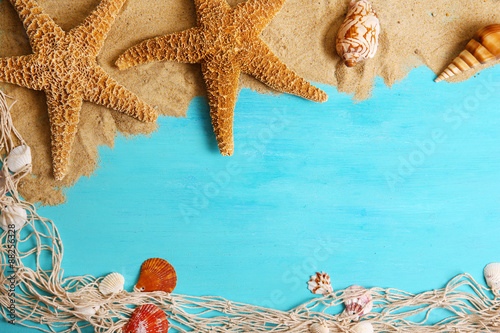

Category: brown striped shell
[123, 304, 169, 333]
[135, 258, 177, 293]
[435, 24, 500, 82]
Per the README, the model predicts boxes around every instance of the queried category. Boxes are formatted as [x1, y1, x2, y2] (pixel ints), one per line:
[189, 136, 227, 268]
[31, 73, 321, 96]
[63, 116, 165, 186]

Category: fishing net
[0, 90, 499, 333]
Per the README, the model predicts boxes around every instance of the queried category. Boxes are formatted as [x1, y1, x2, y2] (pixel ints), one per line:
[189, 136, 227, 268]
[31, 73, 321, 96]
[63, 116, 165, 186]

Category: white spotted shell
[6, 145, 32, 173]
[484, 263, 500, 291]
[343, 285, 373, 321]
[310, 322, 329, 333]
[336, 0, 380, 67]
[99, 273, 125, 295]
[0, 201, 28, 231]
[308, 272, 333, 295]
[351, 322, 374, 333]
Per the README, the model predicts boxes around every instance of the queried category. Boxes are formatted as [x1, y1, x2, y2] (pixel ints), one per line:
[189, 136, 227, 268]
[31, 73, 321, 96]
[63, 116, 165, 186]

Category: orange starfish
[0, 0, 157, 180]
[116, 0, 328, 156]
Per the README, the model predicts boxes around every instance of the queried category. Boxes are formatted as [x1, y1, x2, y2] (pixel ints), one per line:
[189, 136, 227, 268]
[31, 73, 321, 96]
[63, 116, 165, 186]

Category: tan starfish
[116, 0, 328, 156]
[0, 0, 157, 180]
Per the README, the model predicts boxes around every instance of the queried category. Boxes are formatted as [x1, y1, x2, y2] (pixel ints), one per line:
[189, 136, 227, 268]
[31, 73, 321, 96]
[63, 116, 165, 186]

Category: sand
[0, 0, 499, 205]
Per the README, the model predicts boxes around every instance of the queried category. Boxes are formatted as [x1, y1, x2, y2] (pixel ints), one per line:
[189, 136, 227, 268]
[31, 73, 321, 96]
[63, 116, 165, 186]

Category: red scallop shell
[135, 258, 177, 293]
[123, 304, 169, 333]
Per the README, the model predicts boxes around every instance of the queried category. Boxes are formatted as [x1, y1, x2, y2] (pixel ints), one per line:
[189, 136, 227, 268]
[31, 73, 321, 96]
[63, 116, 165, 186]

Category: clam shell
[99, 272, 125, 295]
[0, 202, 28, 231]
[135, 258, 177, 293]
[310, 322, 329, 333]
[308, 272, 333, 295]
[484, 263, 500, 291]
[351, 322, 374, 333]
[6, 145, 32, 173]
[123, 304, 169, 333]
[336, 0, 380, 67]
[343, 285, 373, 321]
[74, 304, 100, 318]
[436, 24, 500, 82]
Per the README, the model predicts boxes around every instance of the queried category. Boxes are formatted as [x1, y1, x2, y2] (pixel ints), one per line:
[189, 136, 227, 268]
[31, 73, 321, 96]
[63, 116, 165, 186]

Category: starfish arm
[116, 28, 203, 70]
[234, 0, 286, 33]
[70, 0, 126, 57]
[9, 0, 64, 52]
[240, 40, 328, 103]
[201, 61, 240, 156]
[0, 55, 44, 90]
[194, 0, 230, 24]
[46, 91, 83, 181]
[82, 65, 157, 122]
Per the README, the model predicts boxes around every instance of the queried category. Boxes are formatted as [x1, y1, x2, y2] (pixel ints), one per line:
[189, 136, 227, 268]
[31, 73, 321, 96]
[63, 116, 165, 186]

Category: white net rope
[0, 90, 499, 333]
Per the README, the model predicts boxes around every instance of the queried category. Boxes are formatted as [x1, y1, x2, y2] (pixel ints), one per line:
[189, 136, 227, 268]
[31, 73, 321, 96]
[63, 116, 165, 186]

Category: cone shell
[336, 0, 380, 67]
[135, 258, 177, 293]
[123, 304, 169, 333]
[308, 272, 333, 295]
[484, 263, 500, 291]
[343, 285, 373, 321]
[310, 322, 329, 333]
[6, 145, 32, 173]
[351, 322, 374, 333]
[436, 24, 500, 82]
[99, 272, 125, 295]
[0, 202, 28, 231]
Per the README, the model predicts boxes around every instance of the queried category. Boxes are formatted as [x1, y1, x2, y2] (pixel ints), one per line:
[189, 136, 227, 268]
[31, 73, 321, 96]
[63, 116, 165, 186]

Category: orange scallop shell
[135, 258, 177, 293]
[123, 304, 169, 333]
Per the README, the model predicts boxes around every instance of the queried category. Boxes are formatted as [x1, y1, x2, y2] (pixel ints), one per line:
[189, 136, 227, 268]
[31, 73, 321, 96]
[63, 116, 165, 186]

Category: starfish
[0, 0, 158, 180]
[116, 0, 328, 156]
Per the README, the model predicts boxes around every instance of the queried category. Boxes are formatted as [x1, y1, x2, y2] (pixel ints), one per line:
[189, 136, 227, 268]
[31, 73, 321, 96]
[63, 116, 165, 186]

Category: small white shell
[74, 304, 100, 318]
[351, 322, 374, 333]
[6, 145, 32, 173]
[308, 272, 333, 295]
[484, 263, 500, 291]
[310, 322, 329, 333]
[0, 202, 28, 231]
[99, 273, 125, 295]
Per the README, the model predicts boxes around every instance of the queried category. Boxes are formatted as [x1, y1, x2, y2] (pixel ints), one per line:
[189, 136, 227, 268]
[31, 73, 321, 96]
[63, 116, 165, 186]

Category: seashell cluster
[99, 272, 125, 295]
[310, 322, 329, 333]
[6, 145, 32, 173]
[436, 24, 500, 82]
[484, 263, 500, 292]
[308, 272, 333, 295]
[0, 201, 28, 231]
[135, 258, 177, 293]
[343, 285, 373, 321]
[351, 322, 374, 333]
[336, 0, 380, 67]
[123, 304, 169, 333]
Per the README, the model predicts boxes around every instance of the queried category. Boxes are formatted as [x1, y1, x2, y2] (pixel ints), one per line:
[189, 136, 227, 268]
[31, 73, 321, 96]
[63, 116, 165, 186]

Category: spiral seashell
[99, 272, 125, 295]
[435, 24, 500, 82]
[336, 0, 380, 67]
[135, 258, 177, 293]
[484, 263, 500, 291]
[351, 322, 374, 333]
[6, 145, 32, 173]
[0, 201, 28, 231]
[123, 304, 169, 333]
[310, 322, 329, 333]
[308, 272, 333, 295]
[343, 285, 373, 321]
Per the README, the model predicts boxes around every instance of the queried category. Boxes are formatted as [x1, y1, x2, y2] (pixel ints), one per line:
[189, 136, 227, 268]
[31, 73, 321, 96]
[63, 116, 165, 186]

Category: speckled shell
[0, 202, 28, 231]
[336, 0, 380, 67]
[309, 322, 329, 333]
[436, 24, 500, 82]
[484, 263, 500, 291]
[135, 258, 177, 293]
[343, 285, 373, 321]
[99, 272, 125, 295]
[351, 322, 374, 333]
[308, 272, 333, 295]
[6, 145, 32, 173]
[123, 304, 169, 333]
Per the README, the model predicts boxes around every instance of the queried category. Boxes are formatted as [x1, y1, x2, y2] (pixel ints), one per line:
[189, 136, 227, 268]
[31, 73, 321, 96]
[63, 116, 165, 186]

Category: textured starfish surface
[116, 0, 328, 156]
[0, 0, 158, 180]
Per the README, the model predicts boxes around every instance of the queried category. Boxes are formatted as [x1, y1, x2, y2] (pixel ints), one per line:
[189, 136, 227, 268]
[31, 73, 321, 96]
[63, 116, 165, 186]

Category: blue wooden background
[2, 65, 500, 332]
